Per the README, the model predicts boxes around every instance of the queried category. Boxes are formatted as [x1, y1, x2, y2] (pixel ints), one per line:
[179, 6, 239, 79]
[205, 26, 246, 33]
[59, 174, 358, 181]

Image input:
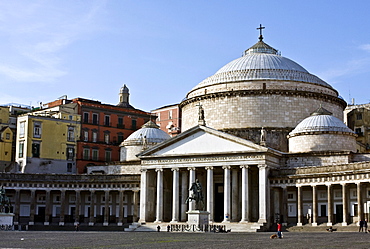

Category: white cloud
[0, 1, 107, 83]
[359, 44, 370, 52]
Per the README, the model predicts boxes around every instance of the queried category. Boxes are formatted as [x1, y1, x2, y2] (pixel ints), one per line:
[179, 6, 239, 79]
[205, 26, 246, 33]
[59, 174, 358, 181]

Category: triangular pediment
[138, 125, 269, 157]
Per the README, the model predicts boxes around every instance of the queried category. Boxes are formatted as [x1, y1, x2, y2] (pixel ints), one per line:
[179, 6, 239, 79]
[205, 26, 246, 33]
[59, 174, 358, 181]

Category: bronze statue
[0, 186, 11, 213]
[185, 179, 204, 210]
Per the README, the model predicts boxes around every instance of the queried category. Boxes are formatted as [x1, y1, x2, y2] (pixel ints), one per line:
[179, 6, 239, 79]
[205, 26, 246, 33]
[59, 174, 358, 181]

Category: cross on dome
[257, 24, 265, 41]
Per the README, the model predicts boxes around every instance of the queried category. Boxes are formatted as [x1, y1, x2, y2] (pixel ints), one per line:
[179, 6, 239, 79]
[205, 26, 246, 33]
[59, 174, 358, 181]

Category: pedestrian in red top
[277, 223, 282, 239]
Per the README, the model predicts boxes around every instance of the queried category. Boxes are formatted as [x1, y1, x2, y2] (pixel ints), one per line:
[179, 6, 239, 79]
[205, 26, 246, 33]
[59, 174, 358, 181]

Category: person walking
[277, 223, 282, 239]
[359, 220, 364, 232]
[364, 219, 368, 233]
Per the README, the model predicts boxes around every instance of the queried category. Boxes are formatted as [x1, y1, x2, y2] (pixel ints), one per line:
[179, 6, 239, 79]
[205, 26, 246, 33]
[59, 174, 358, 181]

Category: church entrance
[214, 183, 224, 222]
[335, 204, 343, 223]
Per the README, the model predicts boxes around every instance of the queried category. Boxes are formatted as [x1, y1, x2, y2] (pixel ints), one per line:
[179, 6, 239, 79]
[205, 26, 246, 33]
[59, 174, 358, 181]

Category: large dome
[192, 40, 332, 90]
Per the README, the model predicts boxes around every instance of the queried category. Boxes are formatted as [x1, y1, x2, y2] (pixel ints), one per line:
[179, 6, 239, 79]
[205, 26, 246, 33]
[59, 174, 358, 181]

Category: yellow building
[0, 126, 13, 170]
[15, 108, 81, 174]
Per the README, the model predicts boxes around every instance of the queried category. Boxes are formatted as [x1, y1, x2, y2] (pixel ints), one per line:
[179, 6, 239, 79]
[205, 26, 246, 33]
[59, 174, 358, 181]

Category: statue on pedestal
[185, 179, 204, 210]
[0, 186, 11, 213]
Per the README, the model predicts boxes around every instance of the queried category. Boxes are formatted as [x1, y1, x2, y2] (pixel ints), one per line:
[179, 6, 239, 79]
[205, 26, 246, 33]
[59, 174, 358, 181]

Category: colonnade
[8, 188, 139, 226]
[139, 164, 270, 224]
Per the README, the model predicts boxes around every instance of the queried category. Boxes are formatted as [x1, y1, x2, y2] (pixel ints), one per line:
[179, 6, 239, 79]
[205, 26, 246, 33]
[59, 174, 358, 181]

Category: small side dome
[120, 120, 170, 161]
[288, 106, 357, 153]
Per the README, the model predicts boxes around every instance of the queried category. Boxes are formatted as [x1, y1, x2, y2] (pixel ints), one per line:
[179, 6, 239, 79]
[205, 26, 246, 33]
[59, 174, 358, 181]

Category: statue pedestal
[0, 213, 14, 226]
[186, 210, 210, 227]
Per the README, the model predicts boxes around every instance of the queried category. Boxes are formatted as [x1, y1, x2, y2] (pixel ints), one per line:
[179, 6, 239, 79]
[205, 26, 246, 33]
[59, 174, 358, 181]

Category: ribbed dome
[289, 107, 354, 136]
[123, 121, 170, 145]
[192, 40, 332, 90]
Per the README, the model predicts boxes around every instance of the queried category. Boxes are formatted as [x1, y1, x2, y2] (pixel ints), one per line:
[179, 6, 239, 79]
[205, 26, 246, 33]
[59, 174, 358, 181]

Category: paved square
[0, 231, 370, 248]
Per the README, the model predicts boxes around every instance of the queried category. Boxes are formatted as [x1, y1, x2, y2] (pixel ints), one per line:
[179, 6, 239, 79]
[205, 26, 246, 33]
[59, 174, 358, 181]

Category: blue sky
[1, 1, 370, 111]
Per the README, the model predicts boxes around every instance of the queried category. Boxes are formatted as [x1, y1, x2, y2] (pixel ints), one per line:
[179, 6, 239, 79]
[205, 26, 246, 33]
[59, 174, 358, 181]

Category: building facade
[152, 104, 181, 137]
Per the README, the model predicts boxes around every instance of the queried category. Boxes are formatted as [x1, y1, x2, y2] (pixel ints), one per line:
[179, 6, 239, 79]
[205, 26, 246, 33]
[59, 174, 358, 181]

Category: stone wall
[286, 154, 351, 168]
[288, 133, 357, 153]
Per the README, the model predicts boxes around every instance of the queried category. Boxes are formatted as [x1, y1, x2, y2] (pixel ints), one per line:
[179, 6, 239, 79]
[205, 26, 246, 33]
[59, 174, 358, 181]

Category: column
[117, 190, 124, 226]
[258, 164, 269, 223]
[222, 165, 231, 223]
[133, 190, 139, 222]
[357, 182, 363, 222]
[75, 190, 81, 224]
[14, 189, 20, 226]
[29, 189, 36, 225]
[181, 170, 188, 221]
[139, 169, 148, 224]
[188, 167, 196, 211]
[59, 190, 66, 226]
[206, 166, 214, 222]
[327, 184, 333, 226]
[282, 186, 288, 226]
[103, 190, 109, 226]
[240, 165, 249, 223]
[342, 183, 348, 226]
[89, 190, 95, 226]
[312, 185, 318, 226]
[44, 190, 51, 225]
[297, 186, 302, 226]
[231, 168, 238, 221]
[171, 168, 179, 223]
[155, 168, 163, 222]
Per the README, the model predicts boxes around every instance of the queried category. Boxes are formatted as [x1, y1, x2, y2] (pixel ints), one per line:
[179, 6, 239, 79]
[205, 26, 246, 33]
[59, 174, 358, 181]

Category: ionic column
[89, 190, 95, 226]
[139, 169, 148, 224]
[155, 168, 163, 222]
[327, 184, 333, 226]
[357, 182, 363, 222]
[171, 168, 180, 223]
[240, 165, 249, 223]
[29, 189, 36, 225]
[206, 166, 214, 222]
[103, 190, 109, 226]
[44, 190, 51, 225]
[14, 189, 20, 225]
[222, 165, 231, 223]
[258, 164, 269, 223]
[297, 186, 302, 226]
[188, 167, 196, 211]
[75, 190, 81, 224]
[133, 190, 139, 223]
[59, 190, 66, 226]
[117, 190, 124, 226]
[181, 170, 188, 221]
[342, 183, 348, 226]
[231, 168, 238, 221]
[312, 185, 318, 226]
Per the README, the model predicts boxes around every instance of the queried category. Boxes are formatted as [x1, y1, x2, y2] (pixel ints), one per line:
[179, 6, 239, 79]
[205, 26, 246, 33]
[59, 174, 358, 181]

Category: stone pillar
[312, 185, 318, 226]
[188, 167, 196, 211]
[75, 190, 81, 224]
[297, 186, 302, 226]
[240, 165, 249, 223]
[44, 190, 51, 225]
[171, 168, 179, 223]
[117, 190, 124, 226]
[222, 165, 231, 223]
[357, 182, 363, 222]
[258, 164, 269, 224]
[133, 190, 139, 222]
[59, 190, 66, 226]
[155, 168, 163, 222]
[103, 190, 109, 226]
[342, 183, 348, 226]
[231, 167, 238, 221]
[205, 166, 214, 222]
[282, 186, 288, 226]
[327, 184, 333, 226]
[14, 189, 20, 225]
[89, 190, 95, 226]
[139, 169, 148, 224]
[29, 189, 36, 225]
[181, 170, 189, 221]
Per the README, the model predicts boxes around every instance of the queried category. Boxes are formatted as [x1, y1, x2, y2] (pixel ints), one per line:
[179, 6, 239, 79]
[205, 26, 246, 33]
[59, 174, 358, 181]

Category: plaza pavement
[0, 230, 369, 248]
